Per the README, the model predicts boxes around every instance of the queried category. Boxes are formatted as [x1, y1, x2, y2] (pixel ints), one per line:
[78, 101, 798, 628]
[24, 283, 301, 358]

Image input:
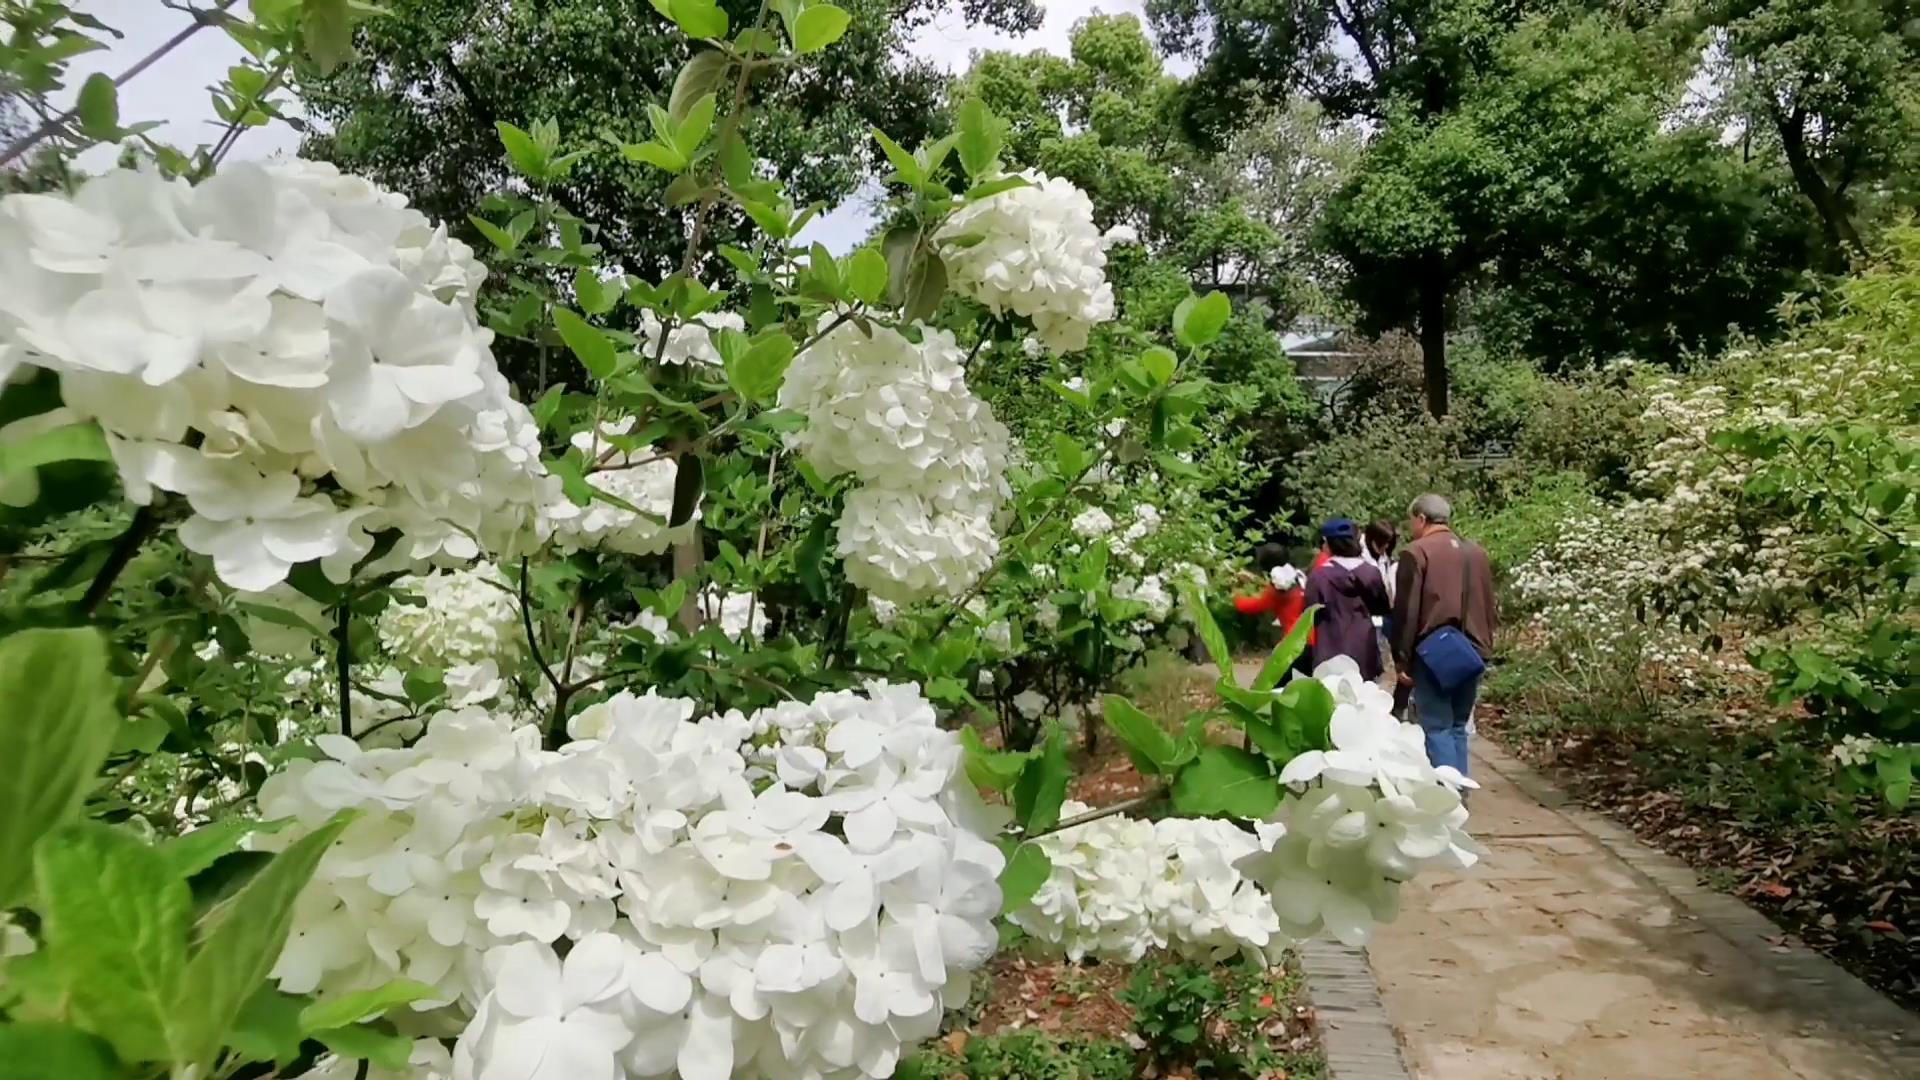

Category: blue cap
[1320, 518, 1358, 542]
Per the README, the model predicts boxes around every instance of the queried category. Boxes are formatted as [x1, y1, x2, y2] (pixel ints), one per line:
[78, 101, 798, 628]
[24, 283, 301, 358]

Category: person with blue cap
[1303, 517, 1392, 679]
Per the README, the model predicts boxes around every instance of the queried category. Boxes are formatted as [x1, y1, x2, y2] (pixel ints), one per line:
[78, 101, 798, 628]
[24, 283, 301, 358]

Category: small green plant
[1120, 954, 1324, 1076]
[898, 1031, 1136, 1080]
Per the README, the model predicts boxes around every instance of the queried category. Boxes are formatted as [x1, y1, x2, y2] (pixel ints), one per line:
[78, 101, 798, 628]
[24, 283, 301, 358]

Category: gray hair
[1408, 493, 1452, 524]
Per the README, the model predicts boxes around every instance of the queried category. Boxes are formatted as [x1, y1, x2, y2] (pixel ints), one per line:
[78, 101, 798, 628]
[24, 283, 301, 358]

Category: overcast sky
[73, 0, 1178, 250]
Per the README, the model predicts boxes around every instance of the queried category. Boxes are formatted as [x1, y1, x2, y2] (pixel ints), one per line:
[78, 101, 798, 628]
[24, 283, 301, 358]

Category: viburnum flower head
[377, 560, 522, 670]
[1234, 658, 1482, 946]
[262, 681, 1007, 1079]
[935, 170, 1117, 353]
[0, 160, 554, 589]
[637, 308, 743, 367]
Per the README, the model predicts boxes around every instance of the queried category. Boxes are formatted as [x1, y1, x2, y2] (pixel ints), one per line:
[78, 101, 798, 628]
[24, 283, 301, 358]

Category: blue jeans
[1412, 659, 1479, 776]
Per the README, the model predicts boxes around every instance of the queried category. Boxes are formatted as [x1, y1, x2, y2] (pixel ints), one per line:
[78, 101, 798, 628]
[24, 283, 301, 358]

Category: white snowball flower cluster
[935, 171, 1117, 353]
[260, 680, 1006, 1080]
[1006, 803, 1287, 964]
[0, 161, 554, 589]
[1269, 564, 1306, 590]
[1070, 506, 1114, 539]
[638, 309, 744, 367]
[1236, 659, 1483, 946]
[377, 561, 522, 670]
[1113, 574, 1173, 624]
[545, 418, 697, 555]
[700, 587, 768, 642]
[778, 320, 1010, 602]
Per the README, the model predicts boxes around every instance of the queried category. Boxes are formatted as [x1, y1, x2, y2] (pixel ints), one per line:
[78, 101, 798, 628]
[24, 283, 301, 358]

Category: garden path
[1364, 740, 1912, 1079]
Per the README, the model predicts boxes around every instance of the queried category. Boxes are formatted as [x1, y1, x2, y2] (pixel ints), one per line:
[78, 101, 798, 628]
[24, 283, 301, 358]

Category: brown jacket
[1391, 527, 1497, 665]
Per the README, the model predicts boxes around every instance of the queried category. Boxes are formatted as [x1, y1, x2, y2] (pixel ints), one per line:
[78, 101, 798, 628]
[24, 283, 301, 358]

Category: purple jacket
[1305, 558, 1391, 679]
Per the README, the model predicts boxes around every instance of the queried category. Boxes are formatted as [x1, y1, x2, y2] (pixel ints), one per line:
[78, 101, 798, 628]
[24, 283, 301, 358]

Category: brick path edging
[1476, 737, 1920, 1070]
[1297, 938, 1413, 1080]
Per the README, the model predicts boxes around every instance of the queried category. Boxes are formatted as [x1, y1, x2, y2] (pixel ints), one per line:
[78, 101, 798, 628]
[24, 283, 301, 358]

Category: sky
[70, 0, 1180, 251]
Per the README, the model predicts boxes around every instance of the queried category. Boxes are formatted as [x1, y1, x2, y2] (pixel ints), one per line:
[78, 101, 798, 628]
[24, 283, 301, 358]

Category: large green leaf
[299, 978, 438, 1032]
[0, 1023, 119, 1080]
[1011, 727, 1070, 834]
[34, 823, 194, 1064]
[1171, 745, 1281, 819]
[726, 331, 796, 403]
[1251, 606, 1318, 693]
[790, 3, 851, 53]
[845, 247, 888, 305]
[960, 726, 1030, 792]
[1273, 678, 1337, 752]
[1173, 291, 1231, 348]
[74, 73, 118, 140]
[0, 628, 121, 906]
[159, 818, 287, 880]
[1101, 695, 1180, 776]
[955, 97, 1004, 178]
[996, 842, 1052, 914]
[178, 815, 353, 1066]
[553, 307, 618, 379]
[1179, 583, 1232, 676]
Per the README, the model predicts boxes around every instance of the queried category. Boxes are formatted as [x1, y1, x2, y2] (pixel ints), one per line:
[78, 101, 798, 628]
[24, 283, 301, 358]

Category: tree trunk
[1418, 256, 1449, 418]
[1774, 110, 1866, 261]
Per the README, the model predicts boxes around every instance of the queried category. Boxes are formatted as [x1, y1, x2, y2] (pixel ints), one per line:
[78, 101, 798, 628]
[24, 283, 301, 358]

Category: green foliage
[0, 628, 118, 905]
[1121, 955, 1324, 1077]
[900, 1030, 1137, 1080]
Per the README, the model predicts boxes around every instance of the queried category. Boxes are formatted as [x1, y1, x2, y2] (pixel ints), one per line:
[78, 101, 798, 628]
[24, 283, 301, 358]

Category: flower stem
[79, 504, 158, 615]
[334, 600, 353, 738]
[1025, 787, 1167, 839]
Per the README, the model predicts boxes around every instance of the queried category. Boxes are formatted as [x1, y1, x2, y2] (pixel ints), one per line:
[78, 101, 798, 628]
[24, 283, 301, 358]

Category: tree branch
[1025, 788, 1167, 839]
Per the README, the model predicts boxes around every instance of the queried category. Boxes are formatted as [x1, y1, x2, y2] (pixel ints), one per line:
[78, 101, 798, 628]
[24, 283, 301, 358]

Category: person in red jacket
[1235, 542, 1314, 649]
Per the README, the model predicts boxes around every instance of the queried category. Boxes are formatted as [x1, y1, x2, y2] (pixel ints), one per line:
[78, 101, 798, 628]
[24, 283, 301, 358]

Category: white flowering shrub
[0, 4, 1484, 1078]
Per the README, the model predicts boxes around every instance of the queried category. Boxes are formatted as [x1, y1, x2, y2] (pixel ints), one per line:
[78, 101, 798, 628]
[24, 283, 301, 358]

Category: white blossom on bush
[1269, 564, 1305, 590]
[1236, 659, 1483, 946]
[377, 561, 522, 671]
[1070, 506, 1114, 539]
[637, 309, 743, 367]
[0, 161, 555, 589]
[261, 681, 1006, 1080]
[778, 319, 1009, 602]
[1006, 803, 1286, 964]
[935, 171, 1117, 353]
[699, 588, 768, 643]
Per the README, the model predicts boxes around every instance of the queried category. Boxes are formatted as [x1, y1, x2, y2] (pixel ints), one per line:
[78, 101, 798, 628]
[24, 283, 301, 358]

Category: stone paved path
[1364, 741, 1914, 1080]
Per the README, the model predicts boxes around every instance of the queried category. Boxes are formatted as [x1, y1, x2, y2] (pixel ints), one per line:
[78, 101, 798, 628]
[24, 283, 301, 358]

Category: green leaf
[668, 0, 729, 39]
[963, 175, 1028, 202]
[35, 823, 193, 1063]
[1251, 606, 1316, 693]
[955, 97, 1004, 178]
[300, 0, 355, 73]
[75, 73, 118, 140]
[960, 726, 1030, 791]
[227, 989, 309, 1066]
[0, 628, 120, 906]
[669, 453, 704, 528]
[872, 129, 924, 189]
[1173, 291, 1231, 348]
[161, 819, 281, 880]
[1139, 346, 1177, 387]
[552, 308, 619, 379]
[313, 1023, 413, 1071]
[0, 420, 110, 480]
[1012, 727, 1070, 834]
[494, 121, 546, 180]
[1179, 584, 1232, 678]
[402, 666, 445, 706]
[1102, 695, 1181, 775]
[299, 979, 439, 1032]
[623, 140, 687, 173]
[727, 331, 796, 403]
[903, 249, 947, 323]
[674, 92, 718, 159]
[790, 3, 851, 53]
[997, 843, 1051, 914]
[669, 50, 731, 124]
[1273, 678, 1336, 752]
[1171, 745, 1280, 818]
[846, 247, 888, 305]
[0, 1024, 118, 1080]
[179, 815, 353, 1066]
[1051, 433, 1089, 476]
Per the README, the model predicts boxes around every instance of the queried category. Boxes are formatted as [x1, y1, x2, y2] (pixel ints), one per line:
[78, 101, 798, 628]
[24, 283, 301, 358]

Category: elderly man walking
[1391, 494, 1497, 776]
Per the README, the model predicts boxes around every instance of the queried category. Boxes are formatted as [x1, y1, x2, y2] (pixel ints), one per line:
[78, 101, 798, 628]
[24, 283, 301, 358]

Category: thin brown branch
[1025, 788, 1167, 839]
